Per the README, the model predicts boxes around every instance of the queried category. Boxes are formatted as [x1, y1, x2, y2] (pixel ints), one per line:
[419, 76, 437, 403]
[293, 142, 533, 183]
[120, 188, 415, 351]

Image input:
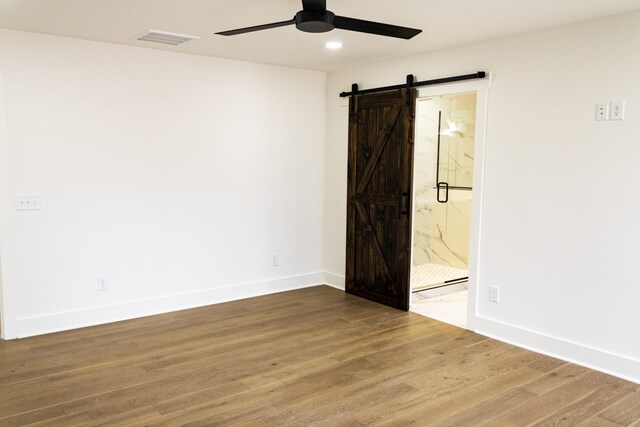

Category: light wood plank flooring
[0, 285, 638, 426]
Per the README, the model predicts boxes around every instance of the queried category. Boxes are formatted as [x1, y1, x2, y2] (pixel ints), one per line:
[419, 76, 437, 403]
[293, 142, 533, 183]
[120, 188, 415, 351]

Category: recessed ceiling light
[325, 41, 343, 50]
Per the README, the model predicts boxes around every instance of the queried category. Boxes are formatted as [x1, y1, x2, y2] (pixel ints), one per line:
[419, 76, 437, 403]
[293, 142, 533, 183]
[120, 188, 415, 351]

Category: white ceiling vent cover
[135, 30, 199, 46]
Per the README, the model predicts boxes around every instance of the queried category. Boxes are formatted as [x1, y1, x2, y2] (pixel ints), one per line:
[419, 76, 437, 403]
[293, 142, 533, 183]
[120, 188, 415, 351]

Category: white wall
[324, 11, 640, 382]
[0, 29, 327, 338]
[3, 9, 640, 384]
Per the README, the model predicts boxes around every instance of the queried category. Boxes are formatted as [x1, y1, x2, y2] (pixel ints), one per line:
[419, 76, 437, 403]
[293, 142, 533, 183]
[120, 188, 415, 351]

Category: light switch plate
[16, 194, 41, 211]
[611, 100, 625, 121]
[596, 102, 609, 121]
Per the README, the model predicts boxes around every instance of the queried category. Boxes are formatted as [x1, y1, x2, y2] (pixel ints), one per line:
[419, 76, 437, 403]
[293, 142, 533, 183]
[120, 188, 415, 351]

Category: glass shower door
[412, 93, 476, 292]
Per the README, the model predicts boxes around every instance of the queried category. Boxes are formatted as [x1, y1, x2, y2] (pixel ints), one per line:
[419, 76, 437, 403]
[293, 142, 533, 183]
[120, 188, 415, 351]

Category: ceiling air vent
[135, 30, 199, 46]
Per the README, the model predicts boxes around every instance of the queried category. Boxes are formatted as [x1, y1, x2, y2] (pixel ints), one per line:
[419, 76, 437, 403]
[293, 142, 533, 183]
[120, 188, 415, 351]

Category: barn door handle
[399, 191, 409, 218]
[437, 182, 449, 203]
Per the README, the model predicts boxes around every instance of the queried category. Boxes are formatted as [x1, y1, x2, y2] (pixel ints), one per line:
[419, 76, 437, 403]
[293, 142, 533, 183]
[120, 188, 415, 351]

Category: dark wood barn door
[345, 89, 416, 311]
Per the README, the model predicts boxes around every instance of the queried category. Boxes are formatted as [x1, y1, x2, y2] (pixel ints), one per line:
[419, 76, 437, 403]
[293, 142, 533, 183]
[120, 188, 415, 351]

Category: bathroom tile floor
[410, 289, 468, 329]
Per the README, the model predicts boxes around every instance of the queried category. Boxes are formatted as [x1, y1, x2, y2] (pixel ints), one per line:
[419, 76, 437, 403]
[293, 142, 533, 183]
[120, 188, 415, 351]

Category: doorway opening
[410, 91, 477, 328]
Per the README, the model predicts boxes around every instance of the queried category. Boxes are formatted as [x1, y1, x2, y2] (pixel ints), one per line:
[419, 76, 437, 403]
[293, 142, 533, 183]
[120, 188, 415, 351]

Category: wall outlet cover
[489, 286, 500, 303]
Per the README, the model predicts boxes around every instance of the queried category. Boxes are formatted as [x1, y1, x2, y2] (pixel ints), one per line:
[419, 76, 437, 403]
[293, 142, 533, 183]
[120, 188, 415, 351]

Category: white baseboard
[474, 316, 640, 385]
[12, 271, 640, 386]
[318, 275, 640, 384]
[15, 272, 327, 338]
[323, 272, 345, 290]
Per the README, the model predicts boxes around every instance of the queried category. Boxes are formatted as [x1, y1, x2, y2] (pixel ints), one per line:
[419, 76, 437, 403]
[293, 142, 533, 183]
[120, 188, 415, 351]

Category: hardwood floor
[0, 285, 638, 426]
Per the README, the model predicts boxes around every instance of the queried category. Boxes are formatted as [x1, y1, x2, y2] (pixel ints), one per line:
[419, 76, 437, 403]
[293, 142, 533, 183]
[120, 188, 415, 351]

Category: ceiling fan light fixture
[325, 41, 343, 49]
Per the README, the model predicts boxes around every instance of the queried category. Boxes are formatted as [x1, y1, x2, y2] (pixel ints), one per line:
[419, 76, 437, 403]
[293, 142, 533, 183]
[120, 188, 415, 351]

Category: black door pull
[399, 191, 409, 217]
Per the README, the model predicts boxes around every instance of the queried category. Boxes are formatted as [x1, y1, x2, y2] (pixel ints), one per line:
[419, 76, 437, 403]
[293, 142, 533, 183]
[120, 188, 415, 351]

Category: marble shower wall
[413, 93, 476, 270]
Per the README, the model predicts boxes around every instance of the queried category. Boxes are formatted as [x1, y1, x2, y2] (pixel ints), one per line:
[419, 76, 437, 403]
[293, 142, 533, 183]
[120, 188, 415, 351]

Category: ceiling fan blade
[302, 0, 326, 12]
[334, 16, 421, 40]
[216, 19, 295, 36]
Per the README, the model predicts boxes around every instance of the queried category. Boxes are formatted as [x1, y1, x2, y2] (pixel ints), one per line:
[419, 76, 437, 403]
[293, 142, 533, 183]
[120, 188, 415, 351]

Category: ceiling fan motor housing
[295, 10, 335, 33]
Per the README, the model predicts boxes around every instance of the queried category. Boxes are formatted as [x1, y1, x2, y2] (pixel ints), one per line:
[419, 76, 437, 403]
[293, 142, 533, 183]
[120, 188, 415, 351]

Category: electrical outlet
[611, 100, 625, 120]
[596, 102, 609, 121]
[271, 253, 279, 267]
[489, 286, 500, 303]
[97, 276, 109, 291]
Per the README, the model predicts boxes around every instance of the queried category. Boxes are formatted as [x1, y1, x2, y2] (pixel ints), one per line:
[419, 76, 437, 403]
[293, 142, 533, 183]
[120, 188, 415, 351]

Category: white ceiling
[1, 0, 639, 71]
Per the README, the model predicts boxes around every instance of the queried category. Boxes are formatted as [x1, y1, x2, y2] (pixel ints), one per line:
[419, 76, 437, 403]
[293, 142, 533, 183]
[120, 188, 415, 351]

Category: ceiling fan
[215, 0, 422, 40]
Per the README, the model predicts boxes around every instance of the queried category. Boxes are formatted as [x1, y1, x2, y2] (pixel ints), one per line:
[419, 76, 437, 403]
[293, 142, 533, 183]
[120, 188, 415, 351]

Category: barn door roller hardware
[340, 71, 486, 98]
[405, 74, 413, 106]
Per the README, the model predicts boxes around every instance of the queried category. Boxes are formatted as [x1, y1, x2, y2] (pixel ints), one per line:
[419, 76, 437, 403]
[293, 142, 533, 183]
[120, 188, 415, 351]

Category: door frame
[410, 75, 492, 331]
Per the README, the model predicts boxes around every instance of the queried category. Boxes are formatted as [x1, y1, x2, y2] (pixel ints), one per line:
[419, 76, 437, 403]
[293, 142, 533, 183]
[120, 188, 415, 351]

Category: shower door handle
[437, 182, 449, 203]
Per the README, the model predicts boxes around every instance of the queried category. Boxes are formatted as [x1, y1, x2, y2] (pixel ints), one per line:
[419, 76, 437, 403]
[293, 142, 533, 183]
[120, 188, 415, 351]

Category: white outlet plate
[489, 286, 500, 303]
[596, 102, 609, 121]
[97, 276, 109, 291]
[611, 100, 625, 121]
[271, 253, 279, 267]
[16, 194, 41, 211]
